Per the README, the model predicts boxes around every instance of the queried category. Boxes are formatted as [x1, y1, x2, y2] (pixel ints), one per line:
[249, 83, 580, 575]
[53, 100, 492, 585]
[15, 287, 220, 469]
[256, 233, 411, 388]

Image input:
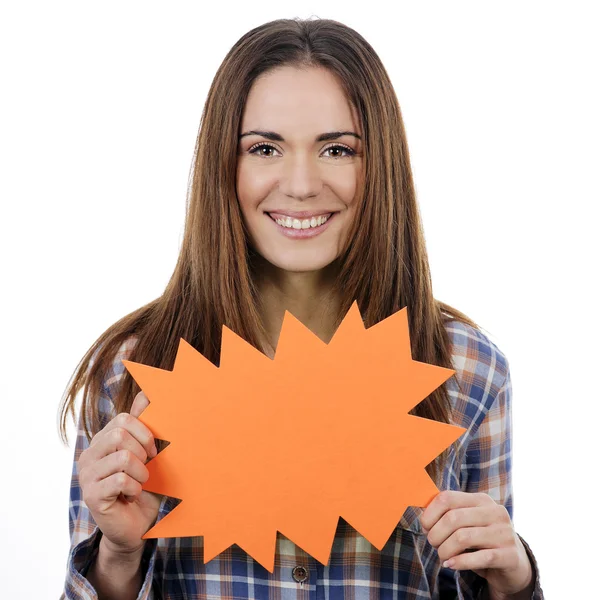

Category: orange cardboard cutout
[123, 302, 466, 572]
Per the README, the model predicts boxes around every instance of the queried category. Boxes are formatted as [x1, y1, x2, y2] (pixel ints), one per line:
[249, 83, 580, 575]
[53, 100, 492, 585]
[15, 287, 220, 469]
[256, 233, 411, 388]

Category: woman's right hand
[78, 391, 162, 554]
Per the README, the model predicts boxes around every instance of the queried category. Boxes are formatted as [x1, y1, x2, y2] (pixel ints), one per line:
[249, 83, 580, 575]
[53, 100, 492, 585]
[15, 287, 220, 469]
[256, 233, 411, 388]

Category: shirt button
[292, 565, 308, 583]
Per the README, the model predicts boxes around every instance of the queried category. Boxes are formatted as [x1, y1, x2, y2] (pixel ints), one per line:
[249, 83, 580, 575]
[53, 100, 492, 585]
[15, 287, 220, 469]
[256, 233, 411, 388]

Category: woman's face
[236, 66, 363, 273]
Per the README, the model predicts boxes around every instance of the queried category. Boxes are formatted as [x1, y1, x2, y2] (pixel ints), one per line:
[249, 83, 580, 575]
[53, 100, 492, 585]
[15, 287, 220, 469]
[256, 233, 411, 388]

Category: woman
[59, 17, 543, 600]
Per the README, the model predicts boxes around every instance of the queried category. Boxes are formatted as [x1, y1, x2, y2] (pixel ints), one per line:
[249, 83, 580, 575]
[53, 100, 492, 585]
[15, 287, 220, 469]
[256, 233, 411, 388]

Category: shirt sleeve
[60, 353, 160, 600]
[439, 367, 544, 599]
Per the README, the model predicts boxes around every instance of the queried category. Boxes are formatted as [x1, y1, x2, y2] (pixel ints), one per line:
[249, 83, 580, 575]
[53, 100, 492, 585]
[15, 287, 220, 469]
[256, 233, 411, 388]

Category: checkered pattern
[61, 321, 543, 599]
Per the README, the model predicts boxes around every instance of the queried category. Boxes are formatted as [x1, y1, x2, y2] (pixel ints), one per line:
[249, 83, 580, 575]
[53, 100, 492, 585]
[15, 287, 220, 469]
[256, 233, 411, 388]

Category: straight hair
[59, 17, 482, 487]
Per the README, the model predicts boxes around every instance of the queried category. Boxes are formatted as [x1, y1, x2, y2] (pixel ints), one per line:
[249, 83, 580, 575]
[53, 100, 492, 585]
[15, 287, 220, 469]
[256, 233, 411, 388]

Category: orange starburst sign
[122, 301, 466, 572]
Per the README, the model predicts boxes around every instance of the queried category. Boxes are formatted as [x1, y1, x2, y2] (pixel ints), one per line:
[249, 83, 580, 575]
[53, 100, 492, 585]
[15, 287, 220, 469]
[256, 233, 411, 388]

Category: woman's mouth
[265, 211, 336, 239]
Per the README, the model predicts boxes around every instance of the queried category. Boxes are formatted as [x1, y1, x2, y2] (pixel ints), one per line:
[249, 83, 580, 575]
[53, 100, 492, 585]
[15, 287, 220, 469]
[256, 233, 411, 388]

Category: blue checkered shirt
[61, 320, 544, 599]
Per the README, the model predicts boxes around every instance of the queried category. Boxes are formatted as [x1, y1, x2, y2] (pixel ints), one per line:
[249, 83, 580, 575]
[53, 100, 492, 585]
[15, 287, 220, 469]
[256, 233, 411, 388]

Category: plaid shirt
[61, 321, 544, 599]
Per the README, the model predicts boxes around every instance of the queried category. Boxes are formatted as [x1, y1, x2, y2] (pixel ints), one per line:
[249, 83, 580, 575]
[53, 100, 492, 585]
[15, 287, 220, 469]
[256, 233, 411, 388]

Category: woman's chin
[263, 255, 338, 275]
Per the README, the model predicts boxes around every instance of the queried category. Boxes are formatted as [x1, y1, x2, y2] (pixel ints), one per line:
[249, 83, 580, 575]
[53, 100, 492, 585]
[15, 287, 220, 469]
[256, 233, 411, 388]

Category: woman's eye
[323, 145, 355, 158]
[249, 144, 279, 157]
[248, 143, 355, 159]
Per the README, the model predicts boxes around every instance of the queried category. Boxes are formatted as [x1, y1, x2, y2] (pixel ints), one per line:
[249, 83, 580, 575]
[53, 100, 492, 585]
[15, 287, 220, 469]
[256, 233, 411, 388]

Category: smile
[266, 211, 336, 239]
[271, 213, 331, 230]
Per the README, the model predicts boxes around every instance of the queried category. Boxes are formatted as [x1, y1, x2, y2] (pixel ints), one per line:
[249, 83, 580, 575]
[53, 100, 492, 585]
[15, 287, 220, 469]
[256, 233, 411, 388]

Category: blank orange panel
[122, 301, 466, 572]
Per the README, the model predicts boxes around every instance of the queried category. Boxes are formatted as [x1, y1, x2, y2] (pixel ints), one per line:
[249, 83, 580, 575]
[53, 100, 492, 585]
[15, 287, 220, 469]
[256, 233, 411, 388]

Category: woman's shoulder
[95, 335, 140, 401]
[442, 319, 511, 429]
[78, 335, 141, 431]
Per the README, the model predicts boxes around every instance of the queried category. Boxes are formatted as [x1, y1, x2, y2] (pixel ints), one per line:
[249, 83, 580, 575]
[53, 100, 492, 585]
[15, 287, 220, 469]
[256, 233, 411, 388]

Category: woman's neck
[254, 260, 342, 358]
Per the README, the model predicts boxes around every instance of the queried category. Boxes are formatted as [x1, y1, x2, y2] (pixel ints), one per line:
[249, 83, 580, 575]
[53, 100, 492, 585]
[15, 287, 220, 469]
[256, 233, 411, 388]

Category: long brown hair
[59, 17, 481, 487]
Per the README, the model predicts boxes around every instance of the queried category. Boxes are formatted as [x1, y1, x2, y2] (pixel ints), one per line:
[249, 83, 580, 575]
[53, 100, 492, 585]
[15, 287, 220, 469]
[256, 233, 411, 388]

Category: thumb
[130, 390, 150, 419]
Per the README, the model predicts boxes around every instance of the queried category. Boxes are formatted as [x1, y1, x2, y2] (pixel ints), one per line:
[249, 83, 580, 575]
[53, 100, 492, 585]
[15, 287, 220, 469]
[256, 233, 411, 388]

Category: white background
[1, 1, 598, 597]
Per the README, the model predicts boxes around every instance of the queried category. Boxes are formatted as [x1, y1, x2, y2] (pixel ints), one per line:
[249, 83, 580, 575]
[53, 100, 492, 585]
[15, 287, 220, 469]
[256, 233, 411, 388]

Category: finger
[437, 524, 511, 563]
[86, 472, 143, 511]
[96, 412, 157, 459]
[81, 427, 149, 473]
[420, 491, 493, 532]
[100, 472, 143, 504]
[425, 506, 493, 547]
[130, 391, 150, 419]
[86, 449, 149, 487]
[442, 547, 518, 572]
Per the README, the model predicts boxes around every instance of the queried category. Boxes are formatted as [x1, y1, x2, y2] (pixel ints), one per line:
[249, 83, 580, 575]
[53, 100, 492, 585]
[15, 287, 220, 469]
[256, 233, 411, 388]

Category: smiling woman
[236, 66, 363, 275]
[59, 16, 544, 600]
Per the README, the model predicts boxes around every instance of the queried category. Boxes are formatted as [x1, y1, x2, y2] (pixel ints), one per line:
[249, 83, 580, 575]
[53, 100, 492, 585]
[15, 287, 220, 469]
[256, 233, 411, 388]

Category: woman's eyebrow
[238, 130, 361, 142]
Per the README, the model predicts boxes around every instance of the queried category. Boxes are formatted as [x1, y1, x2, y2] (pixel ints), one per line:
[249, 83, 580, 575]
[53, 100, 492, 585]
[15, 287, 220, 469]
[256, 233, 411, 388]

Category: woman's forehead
[241, 67, 360, 135]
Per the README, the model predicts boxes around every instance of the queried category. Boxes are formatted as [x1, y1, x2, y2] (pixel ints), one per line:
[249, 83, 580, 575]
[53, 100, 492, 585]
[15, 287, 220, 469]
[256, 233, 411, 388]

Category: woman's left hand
[420, 490, 534, 598]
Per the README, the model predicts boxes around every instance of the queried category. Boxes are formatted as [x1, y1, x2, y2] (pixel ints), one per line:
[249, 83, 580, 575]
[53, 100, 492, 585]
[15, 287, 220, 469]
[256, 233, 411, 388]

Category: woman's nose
[278, 152, 323, 200]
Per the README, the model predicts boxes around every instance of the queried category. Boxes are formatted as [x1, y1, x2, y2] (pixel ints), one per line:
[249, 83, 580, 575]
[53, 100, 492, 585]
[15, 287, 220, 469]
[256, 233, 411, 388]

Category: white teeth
[274, 214, 331, 229]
